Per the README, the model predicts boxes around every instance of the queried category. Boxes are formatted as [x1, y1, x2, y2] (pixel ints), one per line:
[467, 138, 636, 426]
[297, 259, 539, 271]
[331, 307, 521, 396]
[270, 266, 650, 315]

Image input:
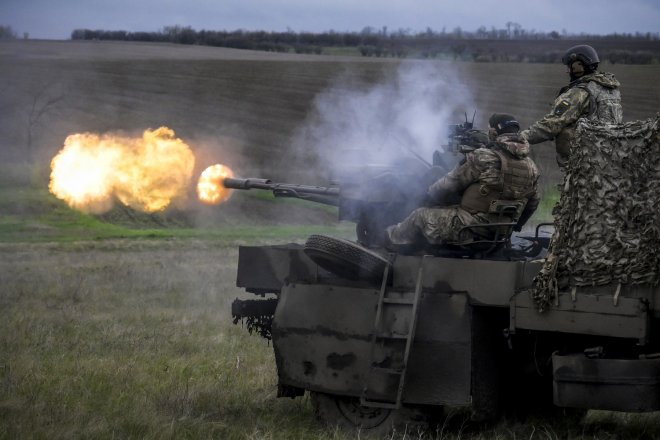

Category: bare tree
[0, 25, 17, 40]
[25, 82, 65, 158]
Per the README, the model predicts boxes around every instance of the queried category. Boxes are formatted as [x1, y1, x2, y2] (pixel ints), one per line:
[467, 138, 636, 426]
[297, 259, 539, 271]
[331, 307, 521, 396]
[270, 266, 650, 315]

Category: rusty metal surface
[553, 353, 660, 412]
[272, 283, 472, 405]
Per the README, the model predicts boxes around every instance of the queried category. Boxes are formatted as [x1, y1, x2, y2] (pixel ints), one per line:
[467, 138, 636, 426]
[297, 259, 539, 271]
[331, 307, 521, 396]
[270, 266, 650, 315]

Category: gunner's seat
[434, 199, 525, 259]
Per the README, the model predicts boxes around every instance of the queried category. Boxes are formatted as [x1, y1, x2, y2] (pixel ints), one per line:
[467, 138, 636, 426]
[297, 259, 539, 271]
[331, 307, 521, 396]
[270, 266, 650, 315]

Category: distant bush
[0, 25, 17, 40]
[527, 50, 563, 64]
[358, 45, 376, 57]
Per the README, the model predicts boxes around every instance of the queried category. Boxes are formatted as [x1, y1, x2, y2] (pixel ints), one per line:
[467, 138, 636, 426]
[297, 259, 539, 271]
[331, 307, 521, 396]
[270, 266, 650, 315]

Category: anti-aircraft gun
[223, 159, 444, 249]
[224, 115, 507, 251]
[226, 115, 660, 436]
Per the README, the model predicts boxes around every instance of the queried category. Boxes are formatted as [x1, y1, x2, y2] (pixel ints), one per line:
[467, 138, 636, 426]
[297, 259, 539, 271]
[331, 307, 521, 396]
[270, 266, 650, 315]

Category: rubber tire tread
[304, 234, 390, 282]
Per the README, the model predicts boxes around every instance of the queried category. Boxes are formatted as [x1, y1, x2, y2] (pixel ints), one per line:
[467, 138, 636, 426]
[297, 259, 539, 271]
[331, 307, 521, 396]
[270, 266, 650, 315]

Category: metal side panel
[272, 283, 378, 397]
[236, 244, 318, 293]
[392, 256, 526, 306]
[272, 283, 472, 406]
[512, 290, 649, 341]
[553, 353, 660, 412]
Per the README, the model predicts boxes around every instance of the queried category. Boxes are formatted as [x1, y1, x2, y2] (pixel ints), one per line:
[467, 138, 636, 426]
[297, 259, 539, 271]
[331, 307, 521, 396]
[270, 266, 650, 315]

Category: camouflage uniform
[521, 72, 623, 166]
[387, 134, 540, 246]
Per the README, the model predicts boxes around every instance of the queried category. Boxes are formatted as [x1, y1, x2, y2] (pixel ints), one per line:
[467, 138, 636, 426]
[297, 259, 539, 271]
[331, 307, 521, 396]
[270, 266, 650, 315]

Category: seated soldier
[386, 113, 540, 249]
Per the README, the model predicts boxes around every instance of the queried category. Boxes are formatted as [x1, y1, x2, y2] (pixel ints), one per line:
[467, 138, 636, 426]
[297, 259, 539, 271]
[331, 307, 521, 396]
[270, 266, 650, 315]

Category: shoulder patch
[554, 100, 571, 116]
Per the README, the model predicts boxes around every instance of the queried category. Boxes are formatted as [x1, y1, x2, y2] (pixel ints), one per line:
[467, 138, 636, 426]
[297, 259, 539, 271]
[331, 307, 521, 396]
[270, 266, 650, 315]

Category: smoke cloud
[293, 62, 476, 180]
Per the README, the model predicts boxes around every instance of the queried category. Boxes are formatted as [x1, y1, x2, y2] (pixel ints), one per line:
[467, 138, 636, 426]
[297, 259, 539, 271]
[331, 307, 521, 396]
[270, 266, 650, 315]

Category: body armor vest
[460, 150, 536, 217]
[555, 79, 622, 165]
[578, 81, 623, 124]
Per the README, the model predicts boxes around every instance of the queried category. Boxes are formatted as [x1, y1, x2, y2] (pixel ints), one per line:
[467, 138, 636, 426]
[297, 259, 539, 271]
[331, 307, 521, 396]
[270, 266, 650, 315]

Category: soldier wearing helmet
[386, 113, 540, 248]
[521, 44, 623, 166]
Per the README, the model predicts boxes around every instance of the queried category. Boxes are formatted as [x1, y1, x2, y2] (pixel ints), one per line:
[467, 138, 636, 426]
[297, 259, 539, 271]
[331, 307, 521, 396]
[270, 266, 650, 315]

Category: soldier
[521, 44, 623, 166]
[386, 113, 540, 248]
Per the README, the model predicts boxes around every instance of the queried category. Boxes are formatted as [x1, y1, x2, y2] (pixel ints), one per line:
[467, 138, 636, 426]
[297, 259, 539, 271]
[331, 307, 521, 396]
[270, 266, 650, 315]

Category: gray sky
[2, 0, 660, 40]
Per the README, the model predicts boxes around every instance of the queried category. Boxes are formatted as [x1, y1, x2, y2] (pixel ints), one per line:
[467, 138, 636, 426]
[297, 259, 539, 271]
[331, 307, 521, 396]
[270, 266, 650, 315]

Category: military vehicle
[227, 123, 660, 436]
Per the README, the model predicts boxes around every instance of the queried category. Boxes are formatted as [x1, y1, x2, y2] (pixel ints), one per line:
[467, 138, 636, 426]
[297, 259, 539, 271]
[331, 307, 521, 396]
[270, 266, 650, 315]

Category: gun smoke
[293, 62, 476, 180]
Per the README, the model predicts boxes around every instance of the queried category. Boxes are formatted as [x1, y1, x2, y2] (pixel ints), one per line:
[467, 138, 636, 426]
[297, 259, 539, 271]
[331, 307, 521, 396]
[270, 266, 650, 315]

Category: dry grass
[1, 240, 659, 439]
[0, 240, 321, 439]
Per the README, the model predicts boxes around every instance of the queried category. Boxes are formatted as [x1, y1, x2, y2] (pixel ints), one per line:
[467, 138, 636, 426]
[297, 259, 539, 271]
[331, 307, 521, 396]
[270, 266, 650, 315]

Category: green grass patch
[534, 186, 560, 224]
[0, 153, 344, 243]
[1, 205, 353, 243]
[0, 168, 349, 243]
[321, 47, 362, 57]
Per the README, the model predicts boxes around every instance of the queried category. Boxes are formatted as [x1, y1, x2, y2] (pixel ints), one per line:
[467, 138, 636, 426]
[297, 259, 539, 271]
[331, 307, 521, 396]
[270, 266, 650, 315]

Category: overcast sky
[2, 0, 660, 40]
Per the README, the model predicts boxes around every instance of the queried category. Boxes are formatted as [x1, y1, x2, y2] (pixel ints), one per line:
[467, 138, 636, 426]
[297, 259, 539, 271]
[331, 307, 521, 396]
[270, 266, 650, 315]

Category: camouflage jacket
[428, 134, 540, 228]
[521, 72, 622, 165]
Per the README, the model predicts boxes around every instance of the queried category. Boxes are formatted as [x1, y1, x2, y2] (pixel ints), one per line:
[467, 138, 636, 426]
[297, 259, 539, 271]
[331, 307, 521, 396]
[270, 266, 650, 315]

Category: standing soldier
[521, 44, 623, 166]
[386, 113, 540, 248]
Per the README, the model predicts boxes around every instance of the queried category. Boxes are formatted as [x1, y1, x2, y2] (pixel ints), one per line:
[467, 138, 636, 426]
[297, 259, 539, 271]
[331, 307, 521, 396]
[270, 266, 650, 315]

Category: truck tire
[310, 392, 428, 437]
[304, 235, 391, 283]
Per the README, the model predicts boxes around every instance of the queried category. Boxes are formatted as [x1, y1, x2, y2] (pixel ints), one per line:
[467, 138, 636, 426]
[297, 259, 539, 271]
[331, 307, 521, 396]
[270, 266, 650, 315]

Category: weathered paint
[553, 353, 660, 411]
[236, 243, 660, 413]
[512, 287, 653, 343]
[272, 283, 472, 405]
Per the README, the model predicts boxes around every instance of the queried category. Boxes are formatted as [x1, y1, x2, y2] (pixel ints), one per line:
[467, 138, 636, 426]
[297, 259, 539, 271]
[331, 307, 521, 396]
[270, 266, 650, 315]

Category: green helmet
[488, 113, 520, 135]
[561, 44, 600, 68]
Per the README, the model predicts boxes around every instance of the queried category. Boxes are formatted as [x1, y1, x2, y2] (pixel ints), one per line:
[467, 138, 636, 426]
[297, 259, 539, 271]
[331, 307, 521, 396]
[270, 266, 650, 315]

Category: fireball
[197, 164, 235, 205]
[49, 127, 195, 213]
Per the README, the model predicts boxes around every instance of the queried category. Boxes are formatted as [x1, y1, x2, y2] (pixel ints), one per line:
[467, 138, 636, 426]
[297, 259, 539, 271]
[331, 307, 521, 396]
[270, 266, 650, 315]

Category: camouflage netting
[531, 114, 660, 311]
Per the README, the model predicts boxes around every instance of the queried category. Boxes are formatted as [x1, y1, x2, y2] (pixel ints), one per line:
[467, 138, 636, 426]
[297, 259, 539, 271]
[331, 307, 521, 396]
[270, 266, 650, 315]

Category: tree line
[17, 23, 660, 64]
[69, 25, 660, 64]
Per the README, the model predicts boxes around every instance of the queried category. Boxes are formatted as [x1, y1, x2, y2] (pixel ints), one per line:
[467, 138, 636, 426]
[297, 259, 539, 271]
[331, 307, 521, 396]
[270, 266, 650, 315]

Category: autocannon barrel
[223, 177, 340, 206]
[223, 177, 275, 190]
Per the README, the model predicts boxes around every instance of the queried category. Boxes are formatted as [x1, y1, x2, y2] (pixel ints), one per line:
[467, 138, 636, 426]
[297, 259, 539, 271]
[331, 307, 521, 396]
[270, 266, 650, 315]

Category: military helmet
[562, 44, 600, 67]
[488, 113, 520, 135]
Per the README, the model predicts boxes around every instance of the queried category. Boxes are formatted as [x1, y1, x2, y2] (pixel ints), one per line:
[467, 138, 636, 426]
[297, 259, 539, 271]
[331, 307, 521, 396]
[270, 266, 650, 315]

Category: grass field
[3, 236, 660, 439]
[2, 238, 656, 440]
[1, 40, 660, 439]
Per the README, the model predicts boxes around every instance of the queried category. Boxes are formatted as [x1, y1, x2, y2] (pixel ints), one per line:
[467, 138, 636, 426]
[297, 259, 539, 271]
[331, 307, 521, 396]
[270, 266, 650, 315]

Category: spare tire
[304, 234, 391, 283]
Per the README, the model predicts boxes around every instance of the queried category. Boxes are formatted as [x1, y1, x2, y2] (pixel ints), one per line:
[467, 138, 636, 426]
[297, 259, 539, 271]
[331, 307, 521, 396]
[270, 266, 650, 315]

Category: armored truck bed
[234, 243, 660, 411]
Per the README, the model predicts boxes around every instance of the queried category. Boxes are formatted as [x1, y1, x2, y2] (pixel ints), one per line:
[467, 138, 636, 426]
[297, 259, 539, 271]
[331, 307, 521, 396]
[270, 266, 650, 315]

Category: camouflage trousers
[387, 206, 481, 246]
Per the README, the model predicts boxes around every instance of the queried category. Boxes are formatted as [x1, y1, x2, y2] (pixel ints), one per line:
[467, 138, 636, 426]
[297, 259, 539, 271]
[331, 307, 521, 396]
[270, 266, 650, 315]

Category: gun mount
[223, 162, 444, 248]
